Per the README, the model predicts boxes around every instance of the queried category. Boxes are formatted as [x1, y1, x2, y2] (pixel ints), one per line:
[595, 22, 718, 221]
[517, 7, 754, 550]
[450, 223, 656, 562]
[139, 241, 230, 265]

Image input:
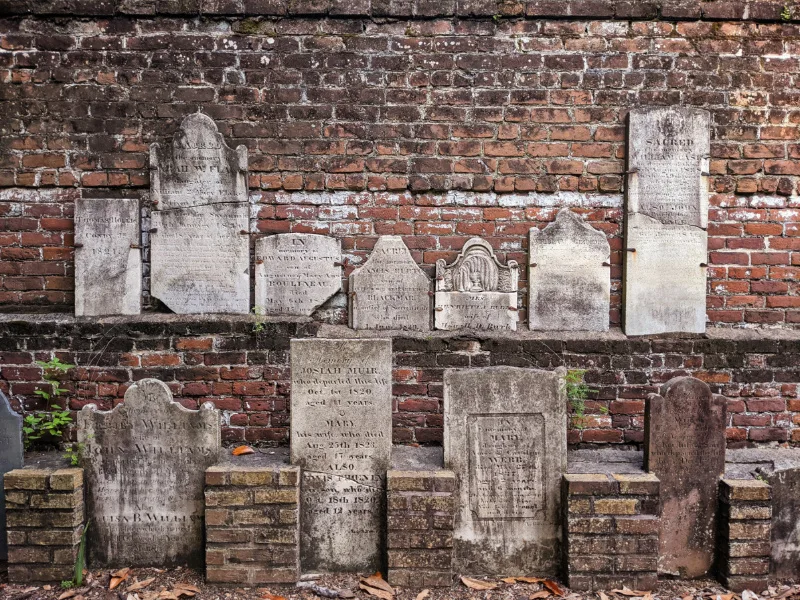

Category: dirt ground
[1, 568, 799, 600]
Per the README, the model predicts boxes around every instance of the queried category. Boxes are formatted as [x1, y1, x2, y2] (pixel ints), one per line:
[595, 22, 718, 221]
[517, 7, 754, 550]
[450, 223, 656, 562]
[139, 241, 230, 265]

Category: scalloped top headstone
[78, 379, 221, 568]
[0, 391, 23, 560]
[435, 237, 519, 331]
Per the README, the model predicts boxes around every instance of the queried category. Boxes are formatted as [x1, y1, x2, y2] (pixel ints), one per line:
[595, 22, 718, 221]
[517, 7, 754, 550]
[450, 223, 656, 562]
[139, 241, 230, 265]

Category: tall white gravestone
[349, 236, 431, 331]
[78, 379, 221, 568]
[435, 238, 519, 331]
[624, 108, 709, 335]
[0, 391, 23, 561]
[150, 113, 249, 314]
[529, 208, 610, 331]
[255, 234, 342, 316]
[444, 366, 567, 575]
[74, 198, 141, 316]
[291, 339, 392, 573]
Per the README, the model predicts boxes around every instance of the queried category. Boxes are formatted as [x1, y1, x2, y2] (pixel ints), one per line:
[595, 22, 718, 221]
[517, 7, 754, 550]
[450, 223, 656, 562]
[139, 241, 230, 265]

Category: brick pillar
[387, 470, 456, 588]
[717, 479, 771, 593]
[205, 464, 300, 585]
[4, 468, 85, 584]
[563, 473, 660, 592]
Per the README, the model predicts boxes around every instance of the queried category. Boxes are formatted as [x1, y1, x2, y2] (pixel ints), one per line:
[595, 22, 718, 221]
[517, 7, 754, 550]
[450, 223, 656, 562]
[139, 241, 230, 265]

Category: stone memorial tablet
[0, 391, 23, 561]
[444, 366, 567, 575]
[74, 198, 141, 316]
[78, 378, 220, 568]
[150, 113, 249, 314]
[645, 376, 726, 578]
[255, 234, 342, 317]
[291, 339, 392, 572]
[349, 236, 431, 331]
[623, 213, 707, 335]
[628, 107, 710, 228]
[770, 467, 800, 578]
[529, 209, 610, 331]
[435, 238, 518, 331]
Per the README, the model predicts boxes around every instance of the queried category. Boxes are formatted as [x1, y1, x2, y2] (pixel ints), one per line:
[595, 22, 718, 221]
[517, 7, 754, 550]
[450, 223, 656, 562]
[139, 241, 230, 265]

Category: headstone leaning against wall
[0, 390, 23, 561]
[444, 366, 567, 575]
[78, 379, 221, 568]
[150, 112, 249, 314]
[645, 376, 726, 577]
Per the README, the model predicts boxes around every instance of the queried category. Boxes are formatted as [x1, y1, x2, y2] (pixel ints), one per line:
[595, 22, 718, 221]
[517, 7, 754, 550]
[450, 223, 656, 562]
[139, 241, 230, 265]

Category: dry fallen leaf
[359, 583, 393, 600]
[531, 591, 552, 599]
[600, 592, 611, 600]
[461, 577, 498, 591]
[58, 591, 78, 600]
[518, 577, 547, 584]
[127, 578, 156, 593]
[360, 574, 394, 595]
[261, 591, 288, 600]
[232, 445, 255, 456]
[502, 578, 518, 584]
[716, 595, 735, 600]
[110, 567, 132, 590]
[543, 580, 567, 597]
[612, 588, 651, 598]
[415, 589, 430, 600]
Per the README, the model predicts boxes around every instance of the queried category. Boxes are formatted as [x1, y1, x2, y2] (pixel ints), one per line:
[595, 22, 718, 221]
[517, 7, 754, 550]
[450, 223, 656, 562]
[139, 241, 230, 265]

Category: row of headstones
[0, 340, 743, 576]
[76, 106, 709, 336]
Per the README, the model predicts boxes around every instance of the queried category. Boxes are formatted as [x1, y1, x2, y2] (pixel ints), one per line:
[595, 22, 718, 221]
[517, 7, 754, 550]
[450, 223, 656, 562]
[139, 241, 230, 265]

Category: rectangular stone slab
[444, 366, 567, 575]
[434, 291, 517, 331]
[290, 339, 392, 573]
[769, 467, 800, 578]
[78, 378, 220, 568]
[645, 376, 726, 578]
[0, 391, 23, 560]
[150, 202, 249, 314]
[255, 233, 341, 317]
[74, 198, 141, 316]
[623, 214, 707, 335]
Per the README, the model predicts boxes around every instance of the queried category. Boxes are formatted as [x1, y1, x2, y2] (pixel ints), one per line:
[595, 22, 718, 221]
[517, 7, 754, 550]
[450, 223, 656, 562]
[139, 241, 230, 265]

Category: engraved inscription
[435, 291, 517, 331]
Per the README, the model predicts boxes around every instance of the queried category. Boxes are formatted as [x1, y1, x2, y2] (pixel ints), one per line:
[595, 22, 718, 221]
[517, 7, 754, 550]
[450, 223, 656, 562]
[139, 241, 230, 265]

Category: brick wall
[1, 4, 800, 324]
[3, 467, 86, 584]
[0, 317, 798, 446]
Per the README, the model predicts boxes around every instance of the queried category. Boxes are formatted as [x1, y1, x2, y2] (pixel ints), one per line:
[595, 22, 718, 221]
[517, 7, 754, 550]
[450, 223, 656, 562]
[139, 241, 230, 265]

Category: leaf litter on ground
[461, 577, 498, 591]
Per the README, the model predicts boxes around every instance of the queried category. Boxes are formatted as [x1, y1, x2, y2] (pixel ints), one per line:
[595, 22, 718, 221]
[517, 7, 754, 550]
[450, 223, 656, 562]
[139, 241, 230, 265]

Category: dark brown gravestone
[769, 467, 800, 578]
[645, 376, 726, 578]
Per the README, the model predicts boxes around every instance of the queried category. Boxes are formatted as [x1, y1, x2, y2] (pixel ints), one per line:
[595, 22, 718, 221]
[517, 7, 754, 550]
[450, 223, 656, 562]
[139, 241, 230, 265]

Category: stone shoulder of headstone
[435, 237, 518, 293]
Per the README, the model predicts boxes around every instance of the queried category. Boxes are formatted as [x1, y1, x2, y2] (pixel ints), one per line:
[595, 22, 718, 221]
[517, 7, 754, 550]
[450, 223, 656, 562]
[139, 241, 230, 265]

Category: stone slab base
[4, 467, 85, 584]
[563, 473, 660, 592]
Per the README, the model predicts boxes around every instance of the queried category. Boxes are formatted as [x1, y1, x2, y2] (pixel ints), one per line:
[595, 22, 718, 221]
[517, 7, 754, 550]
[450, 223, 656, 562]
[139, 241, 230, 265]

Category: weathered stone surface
[291, 339, 392, 572]
[769, 467, 800, 578]
[623, 213, 707, 335]
[78, 378, 221, 568]
[529, 208, 610, 331]
[0, 391, 23, 560]
[628, 107, 710, 228]
[255, 234, 341, 317]
[435, 238, 518, 331]
[74, 198, 141, 316]
[150, 202, 249, 314]
[349, 236, 431, 331]
[644, 376, 726, 577]
[444, 366, 567, 575]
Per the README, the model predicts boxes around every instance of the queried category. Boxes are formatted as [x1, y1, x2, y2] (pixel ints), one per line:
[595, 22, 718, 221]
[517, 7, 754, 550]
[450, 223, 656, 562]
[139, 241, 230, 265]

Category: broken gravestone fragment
[0, 390, 23, 560]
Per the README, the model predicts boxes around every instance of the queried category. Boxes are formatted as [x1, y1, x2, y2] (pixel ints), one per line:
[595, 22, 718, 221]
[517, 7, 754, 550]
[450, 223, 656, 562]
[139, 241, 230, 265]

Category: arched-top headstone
[645, 376, 726, 577]
[0, 390, 23, 560]
[78, 379, 221, 568]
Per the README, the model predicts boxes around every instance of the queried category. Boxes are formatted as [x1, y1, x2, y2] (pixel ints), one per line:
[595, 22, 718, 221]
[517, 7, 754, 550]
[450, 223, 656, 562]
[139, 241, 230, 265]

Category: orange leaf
[360, 575, 394, 595]
[531, 592, 552, 599]
[415, 590, 430, 600]
[261, 592, 287, 600]
[127, 578, 156, 592]
[109, 567, 131, 590]
[359, 583, 393, 600]
[232, 445, 255, 456]
[543, 580, 567, 597]
[461, 577, 498, 591]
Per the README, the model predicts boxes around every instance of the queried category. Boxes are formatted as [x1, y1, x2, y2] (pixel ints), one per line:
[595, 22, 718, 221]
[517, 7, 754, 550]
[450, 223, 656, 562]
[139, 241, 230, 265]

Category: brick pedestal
[717, 479, 771, 593]
[387, 470, 456, 588]
[563, 473, 660, 592]
[205, 464, 300, 585]
[4, 468, 85, 584]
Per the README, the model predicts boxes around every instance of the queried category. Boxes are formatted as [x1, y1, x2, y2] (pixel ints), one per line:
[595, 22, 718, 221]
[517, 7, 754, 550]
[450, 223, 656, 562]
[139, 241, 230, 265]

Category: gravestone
[349, 236, 431, 331]
[435, 238, 519, 331]
[0, 391, 23, 561]
[255, 234, 341, 316]
[150, 112, 249, 314]
[769, 467, 800, 578]
[291, 339, 392, 572]
[624, 107, 710, 335]
[444, 366, 567, 574]
[78, 378, 220, 568]
[529, 209, 610, 331]
[644, 376, 726, 577]
[74, 198, 141, 316]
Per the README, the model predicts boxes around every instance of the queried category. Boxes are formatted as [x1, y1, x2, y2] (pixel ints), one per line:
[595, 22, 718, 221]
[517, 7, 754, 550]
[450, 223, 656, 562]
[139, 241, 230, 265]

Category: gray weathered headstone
[444, 366, 567, 575]
[74, 198, 141, 316]
[645, 376, 726, 578]
[291, 339, 392, 572]
[435, 238, 518, 331]
[349, 236, 431, 331]
[769, 467, 800, 578]
[628, 107, 710, 228]
[78, 378, 221, 568]
[255, 234, 342, 317]
[150, 113, 249, 314]
[529, 209, 610, 331]
[624, 107, 710, 336]
[0, 391, 23, 561]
